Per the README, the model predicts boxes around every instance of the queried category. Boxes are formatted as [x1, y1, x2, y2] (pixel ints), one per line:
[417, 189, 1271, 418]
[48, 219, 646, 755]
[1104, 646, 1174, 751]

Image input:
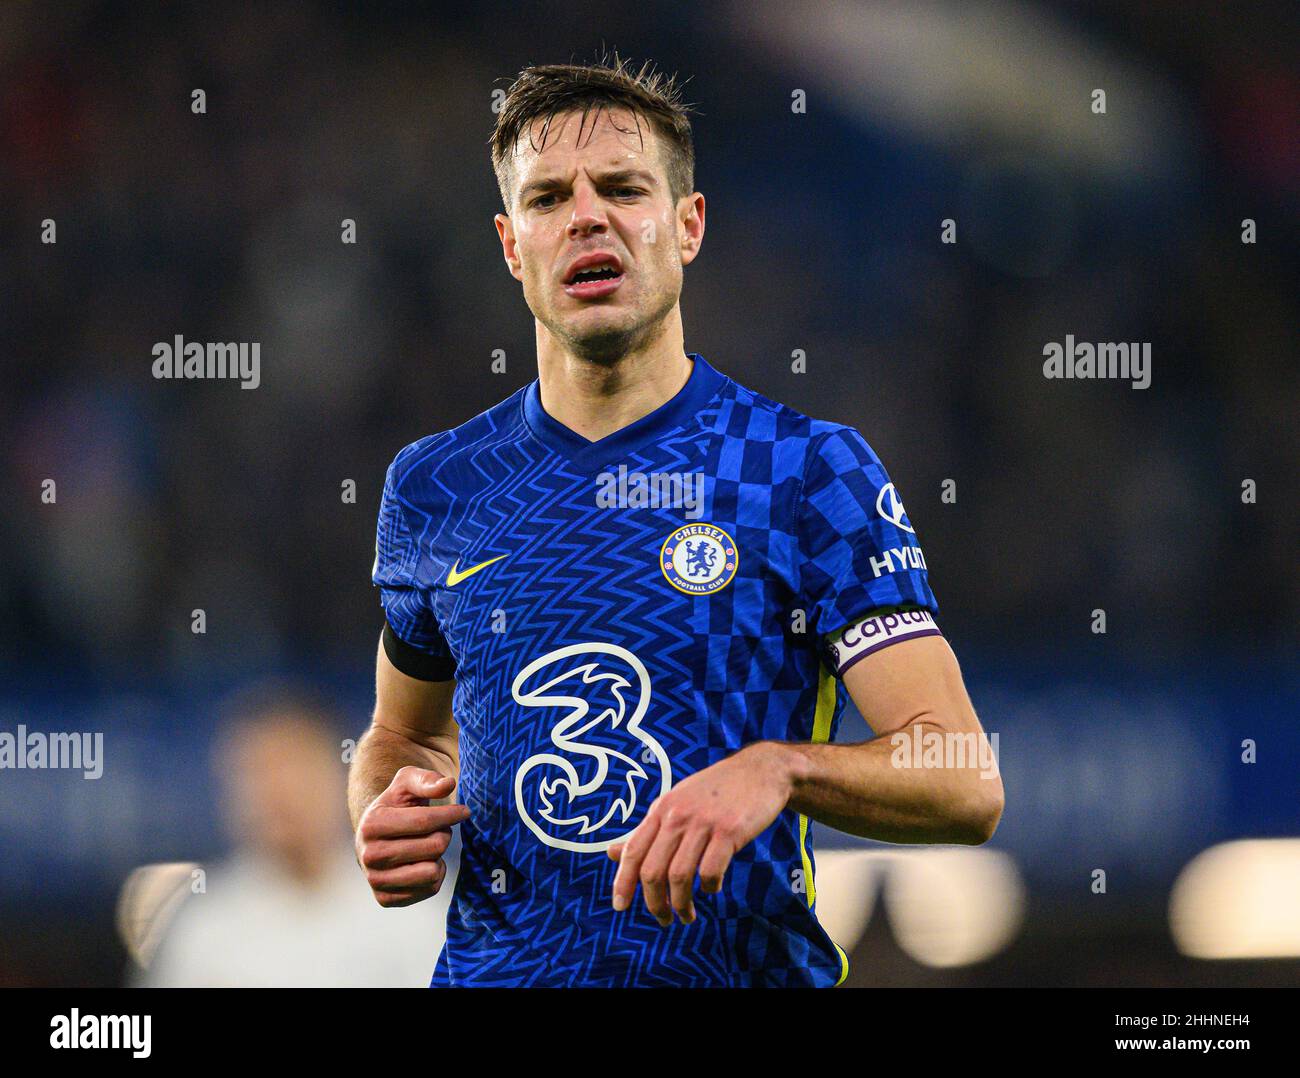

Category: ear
[495, 212, 523, 281]
[677, 192, 705, 268]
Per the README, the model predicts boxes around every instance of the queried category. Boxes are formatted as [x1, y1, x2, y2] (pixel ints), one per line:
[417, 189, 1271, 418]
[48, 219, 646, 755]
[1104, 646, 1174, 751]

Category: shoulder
[383, 385, 530, 496]
[712, 369, 883, 477]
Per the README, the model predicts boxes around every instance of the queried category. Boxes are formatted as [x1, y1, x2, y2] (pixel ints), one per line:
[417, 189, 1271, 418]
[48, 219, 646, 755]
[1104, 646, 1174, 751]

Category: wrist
[744, 740, 808, 806]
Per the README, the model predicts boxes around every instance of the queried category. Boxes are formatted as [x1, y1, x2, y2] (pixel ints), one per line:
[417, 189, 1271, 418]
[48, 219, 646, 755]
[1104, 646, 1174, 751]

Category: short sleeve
[373, 455, 456, 679]
[795, 427, 939, 641]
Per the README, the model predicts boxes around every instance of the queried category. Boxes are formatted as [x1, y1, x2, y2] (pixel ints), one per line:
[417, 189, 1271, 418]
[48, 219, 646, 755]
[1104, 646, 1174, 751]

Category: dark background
[0, 0, 1295, 986]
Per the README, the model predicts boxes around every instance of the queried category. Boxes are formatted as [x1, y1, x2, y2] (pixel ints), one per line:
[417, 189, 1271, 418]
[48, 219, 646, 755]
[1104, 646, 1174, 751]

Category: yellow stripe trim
[800, 661, 849, 984]
[798, 813, 814, 904]
[833, 942, 850, 986]
[811, 659, 838, 741]
[799, 661, 838, 907]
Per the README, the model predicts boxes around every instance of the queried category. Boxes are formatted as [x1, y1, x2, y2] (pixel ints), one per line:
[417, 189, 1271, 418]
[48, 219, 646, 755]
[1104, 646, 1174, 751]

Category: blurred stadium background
[1, 0, 1295, 986]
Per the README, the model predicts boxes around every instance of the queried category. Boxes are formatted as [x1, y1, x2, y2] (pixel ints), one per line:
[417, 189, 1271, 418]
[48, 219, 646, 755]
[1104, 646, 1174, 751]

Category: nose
[566, 181, 608, 238]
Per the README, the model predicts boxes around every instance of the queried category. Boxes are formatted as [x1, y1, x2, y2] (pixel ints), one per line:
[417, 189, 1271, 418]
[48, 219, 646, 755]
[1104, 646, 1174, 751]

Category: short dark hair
[490, 53, 696, 212]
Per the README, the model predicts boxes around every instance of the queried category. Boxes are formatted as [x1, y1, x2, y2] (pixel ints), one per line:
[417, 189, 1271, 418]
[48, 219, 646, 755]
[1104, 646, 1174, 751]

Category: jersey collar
[522, 352, 726, 467]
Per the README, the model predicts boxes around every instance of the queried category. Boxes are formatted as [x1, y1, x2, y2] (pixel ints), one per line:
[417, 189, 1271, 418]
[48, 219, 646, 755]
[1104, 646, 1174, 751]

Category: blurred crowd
[1, 1, 1294, 687]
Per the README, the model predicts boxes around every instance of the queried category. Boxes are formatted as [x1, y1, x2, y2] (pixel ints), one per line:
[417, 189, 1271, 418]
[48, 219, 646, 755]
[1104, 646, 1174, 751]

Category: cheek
[506, 218, 532, 262]
[655, 212, 683, 264]
[509, 247, 540, 295]
[658, 206, 681, 246]
[639, 210, 677, 254]
[647, 226, 684, 286]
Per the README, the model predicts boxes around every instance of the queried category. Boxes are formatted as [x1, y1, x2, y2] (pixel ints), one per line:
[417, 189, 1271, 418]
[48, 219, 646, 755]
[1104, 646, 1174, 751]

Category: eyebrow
[518, 168, 660, 202]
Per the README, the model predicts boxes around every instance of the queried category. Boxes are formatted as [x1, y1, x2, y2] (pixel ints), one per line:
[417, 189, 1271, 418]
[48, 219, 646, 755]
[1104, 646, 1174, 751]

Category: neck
[535, 308, 693, 442]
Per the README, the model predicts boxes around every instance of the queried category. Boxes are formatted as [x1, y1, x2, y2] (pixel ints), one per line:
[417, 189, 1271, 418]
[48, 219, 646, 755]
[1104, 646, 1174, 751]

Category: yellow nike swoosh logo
[446, 554, 508, 587]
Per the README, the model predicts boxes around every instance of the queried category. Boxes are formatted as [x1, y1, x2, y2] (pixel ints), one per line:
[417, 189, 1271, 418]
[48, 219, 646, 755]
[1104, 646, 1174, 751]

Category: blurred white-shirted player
[135, 691, 455, 987]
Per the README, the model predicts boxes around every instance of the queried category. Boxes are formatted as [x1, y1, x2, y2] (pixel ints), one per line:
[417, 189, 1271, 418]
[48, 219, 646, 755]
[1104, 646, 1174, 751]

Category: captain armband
[824, 608, 942, 678]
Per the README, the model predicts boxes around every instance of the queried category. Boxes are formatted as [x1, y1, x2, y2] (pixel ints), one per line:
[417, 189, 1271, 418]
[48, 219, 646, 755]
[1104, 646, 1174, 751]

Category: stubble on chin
[535, 279, 680, 367]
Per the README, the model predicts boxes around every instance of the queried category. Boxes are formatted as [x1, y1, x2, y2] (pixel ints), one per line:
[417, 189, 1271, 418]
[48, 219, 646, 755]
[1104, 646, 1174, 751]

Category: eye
[609, 187, 642, 199]
[531, 193, 559, 209]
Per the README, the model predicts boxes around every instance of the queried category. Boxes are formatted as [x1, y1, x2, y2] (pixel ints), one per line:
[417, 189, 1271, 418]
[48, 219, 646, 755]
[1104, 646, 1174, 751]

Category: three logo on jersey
[512, 643, 671, 853]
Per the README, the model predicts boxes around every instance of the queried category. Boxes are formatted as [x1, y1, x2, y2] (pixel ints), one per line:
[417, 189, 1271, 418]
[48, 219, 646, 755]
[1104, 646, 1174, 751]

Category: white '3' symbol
[512, 643, 672, 853]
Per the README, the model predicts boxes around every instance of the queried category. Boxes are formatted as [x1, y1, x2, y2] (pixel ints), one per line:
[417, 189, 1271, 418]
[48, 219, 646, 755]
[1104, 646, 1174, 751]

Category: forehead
[511, 106, 665, 182]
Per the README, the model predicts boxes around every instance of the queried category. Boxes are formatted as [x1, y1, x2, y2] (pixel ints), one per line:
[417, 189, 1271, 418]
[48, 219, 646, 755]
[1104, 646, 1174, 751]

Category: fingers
[373, 890, 427, 908]
[612, 803, 740, 926]
[612, 807, 715, 927]
[360, 829, 453, 871]
[666, 828, 711, 924]
[697, 833, 736, 895]
[378, 767, 456, 807]
[366, 858, 446, 895]
[357, 770, 466, 909]
[611, 811, 660, 913]
[367, 859, 448, 907]
[637, 820, 686, 927]
[361, 802, 469, 841]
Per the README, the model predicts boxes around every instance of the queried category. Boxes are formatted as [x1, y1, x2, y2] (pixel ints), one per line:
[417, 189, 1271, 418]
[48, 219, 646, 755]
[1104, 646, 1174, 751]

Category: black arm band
[382, 621, 456, 682]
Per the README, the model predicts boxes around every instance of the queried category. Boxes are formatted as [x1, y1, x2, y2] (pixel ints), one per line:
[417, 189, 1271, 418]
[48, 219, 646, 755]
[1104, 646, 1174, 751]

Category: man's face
[224, 718, 342, 865]
[495, 107, 704, 362]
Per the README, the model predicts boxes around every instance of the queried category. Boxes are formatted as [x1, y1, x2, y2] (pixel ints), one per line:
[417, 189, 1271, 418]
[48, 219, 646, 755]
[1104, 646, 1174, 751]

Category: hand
[607, 743, 793, 926]
[355, 767, 469, 907]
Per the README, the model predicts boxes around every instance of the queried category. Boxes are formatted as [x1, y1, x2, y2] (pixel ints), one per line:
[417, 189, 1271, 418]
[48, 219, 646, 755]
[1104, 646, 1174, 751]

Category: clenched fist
[354, 767, 469, 908]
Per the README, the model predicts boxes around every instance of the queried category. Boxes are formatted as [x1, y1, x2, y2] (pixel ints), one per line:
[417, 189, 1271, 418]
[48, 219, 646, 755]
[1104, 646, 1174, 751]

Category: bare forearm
[755, 722, 1003, 845]
[347, 724, 458, 831]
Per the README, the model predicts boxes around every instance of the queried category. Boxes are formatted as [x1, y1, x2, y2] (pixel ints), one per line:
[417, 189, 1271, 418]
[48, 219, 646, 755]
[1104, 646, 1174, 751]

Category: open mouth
[563, 255, 626, 299]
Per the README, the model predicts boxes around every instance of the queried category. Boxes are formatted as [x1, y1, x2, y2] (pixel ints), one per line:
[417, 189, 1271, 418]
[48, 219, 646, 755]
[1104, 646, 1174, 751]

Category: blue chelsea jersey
[372, 353, 939, 987]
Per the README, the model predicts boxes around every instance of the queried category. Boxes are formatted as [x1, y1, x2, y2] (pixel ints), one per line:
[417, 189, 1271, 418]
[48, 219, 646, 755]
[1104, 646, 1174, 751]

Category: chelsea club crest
[660, 523, 738, 595]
